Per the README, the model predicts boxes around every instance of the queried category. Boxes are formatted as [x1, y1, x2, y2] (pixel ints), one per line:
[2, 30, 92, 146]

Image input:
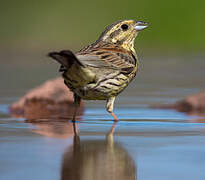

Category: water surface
[0, 55, 205, 179]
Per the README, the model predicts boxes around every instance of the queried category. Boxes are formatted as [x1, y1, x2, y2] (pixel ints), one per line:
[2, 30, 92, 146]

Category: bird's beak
[134, 21, 149, 31]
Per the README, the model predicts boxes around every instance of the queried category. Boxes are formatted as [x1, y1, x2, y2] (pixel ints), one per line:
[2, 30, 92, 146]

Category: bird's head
[97, 20, 148, 52]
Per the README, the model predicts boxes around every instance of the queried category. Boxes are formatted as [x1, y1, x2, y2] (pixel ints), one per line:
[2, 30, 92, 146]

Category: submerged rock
[152, 91, 205, 114]
[10, 77, 83, 119]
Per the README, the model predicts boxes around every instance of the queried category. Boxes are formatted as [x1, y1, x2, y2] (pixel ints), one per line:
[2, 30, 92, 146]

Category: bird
[48, 20, 148, 121]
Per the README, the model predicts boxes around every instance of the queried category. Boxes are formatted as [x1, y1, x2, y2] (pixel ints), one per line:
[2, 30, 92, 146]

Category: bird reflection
[61, 122, 137, 180]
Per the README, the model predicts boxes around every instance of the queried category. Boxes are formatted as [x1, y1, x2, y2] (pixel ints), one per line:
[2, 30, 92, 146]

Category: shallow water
[1, 55, 205, 179]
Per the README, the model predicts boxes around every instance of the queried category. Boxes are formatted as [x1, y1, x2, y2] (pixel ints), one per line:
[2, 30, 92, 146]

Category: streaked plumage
[48, 20, 148, 121]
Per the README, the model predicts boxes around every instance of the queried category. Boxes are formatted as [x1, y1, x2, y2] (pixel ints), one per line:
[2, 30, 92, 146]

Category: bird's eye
[121, 24, 128, 31]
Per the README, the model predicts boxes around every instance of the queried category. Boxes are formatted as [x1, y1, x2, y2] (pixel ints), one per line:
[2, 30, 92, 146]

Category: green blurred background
[0, 0, 205, 97]
[1, 0, 205, 52]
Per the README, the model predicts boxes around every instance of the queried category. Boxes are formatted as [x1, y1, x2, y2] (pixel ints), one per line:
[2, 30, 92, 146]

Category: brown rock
[152, 91, 205, 114]
[10, 77, 83, 119]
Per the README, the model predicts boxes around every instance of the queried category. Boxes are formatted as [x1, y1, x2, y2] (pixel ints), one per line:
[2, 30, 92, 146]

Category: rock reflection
[61, 124, 137, 180]
[22, 102, 83, 138]
[25, 119, 77, 138]
[180, 110, 205, 123]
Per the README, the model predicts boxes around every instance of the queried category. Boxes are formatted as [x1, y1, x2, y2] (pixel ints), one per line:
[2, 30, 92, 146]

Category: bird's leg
[106, 96, 118, 121]
[72, 93, 81, 122]
[72, 93, 81, 136]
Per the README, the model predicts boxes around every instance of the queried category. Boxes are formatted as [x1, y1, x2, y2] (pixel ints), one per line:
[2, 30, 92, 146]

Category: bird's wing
[76, 43, 137, 73]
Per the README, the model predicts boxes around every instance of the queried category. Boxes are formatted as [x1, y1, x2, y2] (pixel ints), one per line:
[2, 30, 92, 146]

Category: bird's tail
[48, 50, 84, 69]
[48, 50, 96, 88]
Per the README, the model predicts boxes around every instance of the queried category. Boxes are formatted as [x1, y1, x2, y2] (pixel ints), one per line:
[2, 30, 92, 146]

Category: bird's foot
[111, 112, 119, 122]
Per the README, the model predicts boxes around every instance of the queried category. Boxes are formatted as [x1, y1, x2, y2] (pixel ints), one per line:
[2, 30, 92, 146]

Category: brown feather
[76, 42, 137, 74]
